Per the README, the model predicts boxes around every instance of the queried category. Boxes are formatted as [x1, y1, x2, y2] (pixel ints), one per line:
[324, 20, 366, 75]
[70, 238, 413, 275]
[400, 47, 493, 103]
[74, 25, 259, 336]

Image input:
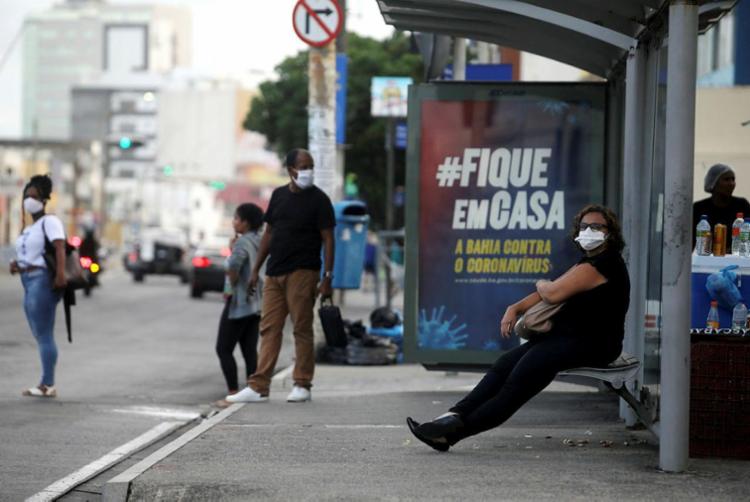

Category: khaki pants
[248, 269, 319, 395]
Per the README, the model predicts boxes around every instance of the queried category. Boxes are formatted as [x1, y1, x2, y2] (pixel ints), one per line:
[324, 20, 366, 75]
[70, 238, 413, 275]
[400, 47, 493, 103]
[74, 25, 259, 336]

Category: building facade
[22, 0, 190, 140]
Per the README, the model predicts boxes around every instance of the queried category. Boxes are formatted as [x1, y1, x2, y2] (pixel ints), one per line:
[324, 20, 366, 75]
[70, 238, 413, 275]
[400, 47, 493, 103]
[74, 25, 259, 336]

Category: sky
[0, 0, 394, 137]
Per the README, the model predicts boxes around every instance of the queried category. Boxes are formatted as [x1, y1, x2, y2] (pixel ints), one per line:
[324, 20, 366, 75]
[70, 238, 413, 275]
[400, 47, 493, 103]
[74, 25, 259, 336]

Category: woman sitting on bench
[407, 204, 630, 452]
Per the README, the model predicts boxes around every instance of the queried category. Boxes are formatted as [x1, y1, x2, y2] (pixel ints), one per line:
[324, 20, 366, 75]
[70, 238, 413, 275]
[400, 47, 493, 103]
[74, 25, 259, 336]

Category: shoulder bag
[42, 218, 87, 290]
[514, 300, 565, 340]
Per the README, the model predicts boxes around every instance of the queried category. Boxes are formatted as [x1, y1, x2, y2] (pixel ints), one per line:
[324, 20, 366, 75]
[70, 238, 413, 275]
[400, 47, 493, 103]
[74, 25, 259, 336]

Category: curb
[102, 403, 246, 502]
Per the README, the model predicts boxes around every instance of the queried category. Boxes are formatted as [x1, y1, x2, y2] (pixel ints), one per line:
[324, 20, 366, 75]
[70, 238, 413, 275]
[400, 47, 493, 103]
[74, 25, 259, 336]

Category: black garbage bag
[345, 338, 398, 365]
[316, 322, 398, 365]
[370, 307, 400, 328]
[316, 345, 348, 364]
[343, 319, 367, 339]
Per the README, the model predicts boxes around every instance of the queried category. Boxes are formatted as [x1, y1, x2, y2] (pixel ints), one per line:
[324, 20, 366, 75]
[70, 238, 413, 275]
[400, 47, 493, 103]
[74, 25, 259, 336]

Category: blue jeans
[21, 269, 61, 386]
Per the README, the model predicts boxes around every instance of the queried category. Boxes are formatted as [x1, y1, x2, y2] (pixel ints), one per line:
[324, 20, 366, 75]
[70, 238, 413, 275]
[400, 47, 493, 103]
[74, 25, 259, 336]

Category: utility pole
[335, 0, 347, 202]
[308, 44, 338, 201]
[385, 118, 395, 231]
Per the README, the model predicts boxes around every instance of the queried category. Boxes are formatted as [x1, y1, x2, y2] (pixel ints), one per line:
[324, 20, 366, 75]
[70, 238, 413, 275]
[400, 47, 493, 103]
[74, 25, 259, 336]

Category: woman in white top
[9, 175, 67, 398]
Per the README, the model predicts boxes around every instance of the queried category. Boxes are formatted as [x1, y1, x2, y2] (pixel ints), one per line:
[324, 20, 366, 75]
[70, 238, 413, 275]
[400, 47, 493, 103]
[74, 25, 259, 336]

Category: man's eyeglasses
[580, 222, 608, 231]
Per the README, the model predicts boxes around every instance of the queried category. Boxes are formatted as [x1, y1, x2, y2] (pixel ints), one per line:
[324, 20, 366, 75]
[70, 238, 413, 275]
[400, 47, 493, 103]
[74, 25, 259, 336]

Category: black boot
[406, 417, 450, 452]
[417, 413, 464, 440]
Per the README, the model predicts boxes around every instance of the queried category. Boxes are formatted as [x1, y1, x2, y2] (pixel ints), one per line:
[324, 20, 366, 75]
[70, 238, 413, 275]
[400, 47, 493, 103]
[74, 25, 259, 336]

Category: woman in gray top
[216, 203, 265, 398]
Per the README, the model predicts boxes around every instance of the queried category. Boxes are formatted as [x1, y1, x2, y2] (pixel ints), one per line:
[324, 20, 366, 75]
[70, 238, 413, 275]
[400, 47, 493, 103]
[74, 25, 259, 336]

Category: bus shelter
[376, 0, 737, 472]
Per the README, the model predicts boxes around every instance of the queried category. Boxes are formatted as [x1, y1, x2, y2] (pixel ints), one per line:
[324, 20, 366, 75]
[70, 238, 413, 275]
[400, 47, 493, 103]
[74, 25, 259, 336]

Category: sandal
[22, 385, 57, 398]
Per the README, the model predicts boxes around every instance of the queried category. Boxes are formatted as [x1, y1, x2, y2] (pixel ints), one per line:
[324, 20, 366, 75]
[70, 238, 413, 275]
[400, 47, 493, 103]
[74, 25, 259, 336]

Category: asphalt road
[0, 267, 266, 501]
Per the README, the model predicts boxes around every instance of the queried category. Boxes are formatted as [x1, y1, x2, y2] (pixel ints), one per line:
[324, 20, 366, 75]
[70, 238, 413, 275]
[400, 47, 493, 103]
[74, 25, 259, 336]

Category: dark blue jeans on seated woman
[449, 329, 620, 441]
[21, 269, 61, 386]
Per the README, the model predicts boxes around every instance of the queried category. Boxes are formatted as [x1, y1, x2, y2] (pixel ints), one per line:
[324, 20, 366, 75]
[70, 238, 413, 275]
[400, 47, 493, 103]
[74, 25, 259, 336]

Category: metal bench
[558, 353, 658, 435]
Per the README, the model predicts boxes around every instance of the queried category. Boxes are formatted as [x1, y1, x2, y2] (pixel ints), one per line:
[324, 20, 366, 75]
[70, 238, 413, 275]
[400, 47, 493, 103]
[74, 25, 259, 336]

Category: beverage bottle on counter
[741, 219, 750, 257]
[706, 300, 720, 330]
[732, 301, 748, 330]
[713, 223, 727, 256]
[731, 213, 744, 256]
[695, 215, 712, 256]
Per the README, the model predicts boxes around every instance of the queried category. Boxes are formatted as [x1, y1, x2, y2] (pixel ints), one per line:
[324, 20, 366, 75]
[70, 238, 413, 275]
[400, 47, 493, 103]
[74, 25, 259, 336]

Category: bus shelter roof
[376, 0, 733, 77]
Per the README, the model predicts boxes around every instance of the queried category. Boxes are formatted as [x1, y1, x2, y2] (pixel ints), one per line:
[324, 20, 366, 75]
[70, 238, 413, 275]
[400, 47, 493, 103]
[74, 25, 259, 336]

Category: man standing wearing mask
[227, 149, 335, 403]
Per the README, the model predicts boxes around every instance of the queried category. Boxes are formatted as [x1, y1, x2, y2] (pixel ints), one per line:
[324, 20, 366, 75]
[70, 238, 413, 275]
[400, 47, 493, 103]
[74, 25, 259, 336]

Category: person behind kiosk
[692, 163, 750, 250]
[406, 204, 630, 452]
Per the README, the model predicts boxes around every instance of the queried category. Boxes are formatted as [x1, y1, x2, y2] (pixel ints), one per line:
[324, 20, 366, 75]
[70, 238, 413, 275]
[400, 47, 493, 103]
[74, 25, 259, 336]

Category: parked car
[127, 228, 189, 283]
[189, 246, 230, 298]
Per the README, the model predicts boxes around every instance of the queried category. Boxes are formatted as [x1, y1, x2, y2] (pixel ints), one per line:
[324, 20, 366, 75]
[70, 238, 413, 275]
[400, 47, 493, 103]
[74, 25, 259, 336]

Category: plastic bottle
[741, 219, 750, 257]
[731, 213, 744, 256]
[706, 300, 720, 331]
[695, 215, 712, 256]
[732, 301, 748, 330]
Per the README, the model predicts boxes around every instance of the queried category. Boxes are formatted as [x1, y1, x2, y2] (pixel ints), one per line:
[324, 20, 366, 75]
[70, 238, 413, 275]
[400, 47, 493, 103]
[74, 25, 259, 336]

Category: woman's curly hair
[570, 204, 625, 253]
[23, 174, 53, 201]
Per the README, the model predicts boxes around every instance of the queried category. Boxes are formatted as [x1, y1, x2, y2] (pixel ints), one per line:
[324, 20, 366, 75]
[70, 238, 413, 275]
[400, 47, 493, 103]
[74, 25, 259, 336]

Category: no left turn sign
[292, 0, 343, 47]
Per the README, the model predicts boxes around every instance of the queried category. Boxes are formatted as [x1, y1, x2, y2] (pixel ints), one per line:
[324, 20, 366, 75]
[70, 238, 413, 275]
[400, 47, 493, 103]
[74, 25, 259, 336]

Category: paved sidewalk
[103, 289, 750, 501]
[116, 363, 748, 501]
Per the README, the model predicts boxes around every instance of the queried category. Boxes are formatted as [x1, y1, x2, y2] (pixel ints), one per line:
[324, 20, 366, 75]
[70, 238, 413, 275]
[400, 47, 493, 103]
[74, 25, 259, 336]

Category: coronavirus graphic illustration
[418, 306, 469, 350]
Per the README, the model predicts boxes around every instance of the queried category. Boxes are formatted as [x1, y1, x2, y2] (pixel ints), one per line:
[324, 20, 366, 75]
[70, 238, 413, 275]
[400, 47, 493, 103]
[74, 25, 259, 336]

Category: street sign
[395, 122, 408, 150]
[292, 0, 342, 47]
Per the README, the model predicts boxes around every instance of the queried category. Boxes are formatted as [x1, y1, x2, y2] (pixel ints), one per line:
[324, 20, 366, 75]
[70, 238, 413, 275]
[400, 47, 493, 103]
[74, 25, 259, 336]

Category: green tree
[243, 32, 423, 229]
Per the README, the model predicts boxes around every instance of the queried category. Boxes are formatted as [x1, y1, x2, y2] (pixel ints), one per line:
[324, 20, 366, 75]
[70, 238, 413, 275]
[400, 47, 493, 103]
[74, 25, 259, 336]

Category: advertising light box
[404, 83, 606, 368]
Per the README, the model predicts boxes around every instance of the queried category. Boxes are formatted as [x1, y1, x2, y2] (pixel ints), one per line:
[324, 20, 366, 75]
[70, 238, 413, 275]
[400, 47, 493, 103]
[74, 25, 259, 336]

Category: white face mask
[575, 227, 607, 251]
[23, 197, 44, 215]
[293, 169, 314, 190]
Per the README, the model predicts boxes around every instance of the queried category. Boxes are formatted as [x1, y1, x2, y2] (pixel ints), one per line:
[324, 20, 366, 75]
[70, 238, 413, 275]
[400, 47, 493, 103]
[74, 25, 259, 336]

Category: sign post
[293, 0, 343, 201]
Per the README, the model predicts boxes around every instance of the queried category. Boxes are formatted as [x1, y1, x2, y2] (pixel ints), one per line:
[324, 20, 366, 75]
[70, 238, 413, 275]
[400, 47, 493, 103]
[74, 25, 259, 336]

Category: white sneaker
[286, 385, 311, 402]
[225, 386, 268, 403]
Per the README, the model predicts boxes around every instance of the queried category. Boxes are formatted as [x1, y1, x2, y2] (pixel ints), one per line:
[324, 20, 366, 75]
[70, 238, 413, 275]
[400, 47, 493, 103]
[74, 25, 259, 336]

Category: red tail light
[192, 256, 212, 268]
[128, 252, 138, 263]
[80, 256, 93, 269]
[69, 236, 82, 248]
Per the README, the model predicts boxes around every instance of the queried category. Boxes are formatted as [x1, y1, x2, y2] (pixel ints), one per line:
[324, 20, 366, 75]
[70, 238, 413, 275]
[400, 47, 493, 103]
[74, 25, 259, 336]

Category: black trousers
[449, 330, 619, 441]
[215, 299, 260, 392]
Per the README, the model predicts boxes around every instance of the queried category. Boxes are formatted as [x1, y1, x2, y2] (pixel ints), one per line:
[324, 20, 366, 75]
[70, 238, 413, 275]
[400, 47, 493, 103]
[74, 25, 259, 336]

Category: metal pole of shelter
[621, 43, 648, 426]
[385, 118, 395, 309]
[660, 0, 698, 473]
[453, 38, 467, 80]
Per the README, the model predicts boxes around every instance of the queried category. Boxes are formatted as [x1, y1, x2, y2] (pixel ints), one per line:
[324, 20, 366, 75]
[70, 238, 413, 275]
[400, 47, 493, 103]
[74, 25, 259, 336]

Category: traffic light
[117, 137, 144, 150]
[208, 180, 226, 190]
[163, 165, 174, 176]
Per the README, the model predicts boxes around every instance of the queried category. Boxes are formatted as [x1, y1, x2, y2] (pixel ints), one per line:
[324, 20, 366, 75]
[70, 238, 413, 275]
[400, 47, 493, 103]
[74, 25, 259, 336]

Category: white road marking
[324, 424, 404, 429]
[110, 406, 201, 421]
[25, 421, 184, 502]
[103, 403, 246, 502]
[220, 424, 404, 429]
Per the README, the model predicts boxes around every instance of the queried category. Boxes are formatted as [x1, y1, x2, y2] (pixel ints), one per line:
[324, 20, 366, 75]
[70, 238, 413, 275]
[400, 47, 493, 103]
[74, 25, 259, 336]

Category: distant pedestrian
[215, 203, 265, 403]
[362, 231, 377, 292]
[226, 148, 335, 404]
[9, 174, 66, 398]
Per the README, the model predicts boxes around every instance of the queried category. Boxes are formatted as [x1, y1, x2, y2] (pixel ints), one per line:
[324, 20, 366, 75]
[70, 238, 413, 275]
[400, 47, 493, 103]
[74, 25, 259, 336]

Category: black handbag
[41, 218, 87, 291]
[318, 298, 348, 348]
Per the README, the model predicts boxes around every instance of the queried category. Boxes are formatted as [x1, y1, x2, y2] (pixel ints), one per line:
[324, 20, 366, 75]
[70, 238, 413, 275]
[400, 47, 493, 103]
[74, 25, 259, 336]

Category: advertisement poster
[406, 83, 606, 366]
[371, 76, 413, 117]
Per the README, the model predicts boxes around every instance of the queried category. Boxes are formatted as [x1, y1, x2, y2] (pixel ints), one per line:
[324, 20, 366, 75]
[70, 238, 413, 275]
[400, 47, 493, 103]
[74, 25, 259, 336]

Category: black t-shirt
[552, 248, 630, 355]
[692, 196, 750, 249]
[264, 184, 335, 277]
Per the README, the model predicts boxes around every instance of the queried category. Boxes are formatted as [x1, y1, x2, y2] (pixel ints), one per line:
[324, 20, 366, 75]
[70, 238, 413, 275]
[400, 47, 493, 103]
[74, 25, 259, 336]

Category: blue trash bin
[330, 200, 370, 289]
